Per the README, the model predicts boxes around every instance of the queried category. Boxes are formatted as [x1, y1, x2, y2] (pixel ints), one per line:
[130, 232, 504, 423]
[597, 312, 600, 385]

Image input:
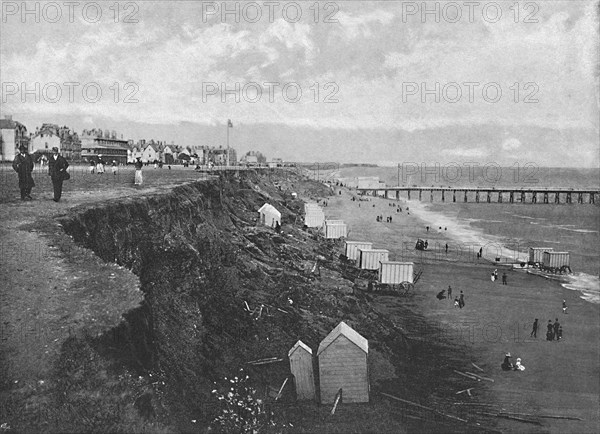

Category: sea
[334, 165, 600, 304]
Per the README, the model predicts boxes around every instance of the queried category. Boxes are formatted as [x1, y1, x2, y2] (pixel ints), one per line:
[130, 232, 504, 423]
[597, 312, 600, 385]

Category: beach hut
[357, 249, 389, 270]
[324, 222, 347, 239]
[529, 247, 554, 263]
[305, 208, 325, 228]
[344, 241, 373, 261]
[542, 251, 570, 268]
[288, 340, 315, 401]
[258, 203, 281, 228]
[317, 321, 369, 404]
[378, 261, 414, 284]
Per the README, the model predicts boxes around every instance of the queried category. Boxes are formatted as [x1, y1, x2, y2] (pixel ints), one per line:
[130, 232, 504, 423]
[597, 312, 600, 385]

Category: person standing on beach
[445, 243, 448, 254]
[48, 147, 69, 202]
[459, 291, 465, 308]
[502, 272, 507, 285]
[134, 157, 143, 186]
[530, 319, 539, 338]
[553, 319, 560, 340]
[447, 285, 452, 300]
[546, 320, 554, 341]
[562, 299, 568, 314]
[12, 145, 35, 201]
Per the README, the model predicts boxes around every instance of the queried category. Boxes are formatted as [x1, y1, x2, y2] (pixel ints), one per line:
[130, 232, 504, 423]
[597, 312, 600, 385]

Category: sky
[1, 0, 599, 166]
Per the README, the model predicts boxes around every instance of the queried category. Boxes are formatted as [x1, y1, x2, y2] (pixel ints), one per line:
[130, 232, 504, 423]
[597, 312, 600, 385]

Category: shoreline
[326, 185, 599, 433]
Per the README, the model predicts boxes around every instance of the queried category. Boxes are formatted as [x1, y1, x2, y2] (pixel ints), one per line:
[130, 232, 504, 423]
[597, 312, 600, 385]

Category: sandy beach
[323, 185, 599, 433]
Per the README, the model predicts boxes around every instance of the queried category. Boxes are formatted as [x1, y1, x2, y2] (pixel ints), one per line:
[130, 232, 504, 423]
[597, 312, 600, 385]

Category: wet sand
[324, 186, 599, 433]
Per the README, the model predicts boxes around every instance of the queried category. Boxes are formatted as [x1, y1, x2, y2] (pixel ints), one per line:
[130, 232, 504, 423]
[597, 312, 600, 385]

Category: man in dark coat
[12, 145, 35, 200]
[48, 147, 69, 202]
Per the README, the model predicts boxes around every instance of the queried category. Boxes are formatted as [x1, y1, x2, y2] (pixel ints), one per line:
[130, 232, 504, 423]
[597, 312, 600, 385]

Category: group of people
[501, 352, 525, 371]
[490, 269, 508, 285]
[376, 214, 393, 223]
[12, 145, 69, 202]
[435, 286, 465, 309]
[529, 312, 565, 341]
[388, 202, 402, 213]
[89, 158, 119, 175]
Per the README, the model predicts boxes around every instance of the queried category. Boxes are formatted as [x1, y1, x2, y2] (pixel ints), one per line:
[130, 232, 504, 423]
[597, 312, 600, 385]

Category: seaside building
[80, 128, 129, 164]
[318, 321, 369, 404]
[241, 150, 266, 165]
[258, 203, 281, 228]
[288, 341, 315, 401]
[30, 124, 81, 160]
[0, 115, 29, 162]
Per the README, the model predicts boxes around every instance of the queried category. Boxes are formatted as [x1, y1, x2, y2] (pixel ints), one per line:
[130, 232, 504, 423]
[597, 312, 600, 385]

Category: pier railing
[356, 187, 599, 204]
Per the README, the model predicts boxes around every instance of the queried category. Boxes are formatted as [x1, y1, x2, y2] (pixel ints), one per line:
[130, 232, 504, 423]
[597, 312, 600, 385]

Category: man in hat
[12, 145, 35, 200]
[48, 146, 69, 202]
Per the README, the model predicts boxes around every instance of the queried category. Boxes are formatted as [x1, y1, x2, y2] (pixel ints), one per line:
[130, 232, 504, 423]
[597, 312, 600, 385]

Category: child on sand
[514, 357, 525, 371]
[454, 297, 460, 308]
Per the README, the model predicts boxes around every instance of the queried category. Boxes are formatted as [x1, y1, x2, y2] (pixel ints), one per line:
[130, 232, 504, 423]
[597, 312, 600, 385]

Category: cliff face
[57, 171, 385, 430]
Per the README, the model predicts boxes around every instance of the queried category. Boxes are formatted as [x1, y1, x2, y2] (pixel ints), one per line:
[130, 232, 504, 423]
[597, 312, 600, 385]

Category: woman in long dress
[134, 158, 143, 185]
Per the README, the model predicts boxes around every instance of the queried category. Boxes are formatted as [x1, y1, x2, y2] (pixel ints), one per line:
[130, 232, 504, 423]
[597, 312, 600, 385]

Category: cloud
[336, 9, 395, 40]
[441, 148, 487, 158]
[502, 138, 522, 151]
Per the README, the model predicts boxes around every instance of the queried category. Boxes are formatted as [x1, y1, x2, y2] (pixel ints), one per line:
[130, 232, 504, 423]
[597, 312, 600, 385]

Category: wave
[404, 200, 528, 262]
[404, 199, 599, 305]
[561, 272, 600, 304]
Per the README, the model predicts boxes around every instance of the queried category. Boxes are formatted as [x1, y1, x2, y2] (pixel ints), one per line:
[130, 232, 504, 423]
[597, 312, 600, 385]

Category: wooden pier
[356, 187, 599, 204]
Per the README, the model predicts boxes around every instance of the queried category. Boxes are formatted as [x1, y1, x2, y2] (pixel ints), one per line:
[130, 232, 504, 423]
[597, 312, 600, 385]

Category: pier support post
[396, 191, 400, 200]
[430, 190, 434, 202]
[567, 192, 572, 204]
[521, 192, 526, 203]
[464, 191, 468, 202]
[441, 190, 445, 202]
[555, 192, 560, 204]
[543, 192, 549, 204]
[532, 192, 537, 203]
[408, 190, 411, 200]
[476, 191, 479, 203]
[578, 193, 583, 204]
[509, 191, 514, 203]
[453, 191, 456, 202]
[486, 191, 491, 203]
[498, 191, 503, 203]
[590, 193, 595, 204]
[419, 190, 422, 201]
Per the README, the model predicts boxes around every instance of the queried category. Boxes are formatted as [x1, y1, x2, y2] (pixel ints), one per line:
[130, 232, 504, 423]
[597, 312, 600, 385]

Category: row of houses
[1, 115, 278, 165]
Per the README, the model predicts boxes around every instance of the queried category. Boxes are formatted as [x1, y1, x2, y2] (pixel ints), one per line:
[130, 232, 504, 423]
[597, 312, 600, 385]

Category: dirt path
[0, 166, 205, 428]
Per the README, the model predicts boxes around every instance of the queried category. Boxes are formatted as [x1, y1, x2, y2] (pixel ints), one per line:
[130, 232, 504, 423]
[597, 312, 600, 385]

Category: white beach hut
[258, 203, 281, 228]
